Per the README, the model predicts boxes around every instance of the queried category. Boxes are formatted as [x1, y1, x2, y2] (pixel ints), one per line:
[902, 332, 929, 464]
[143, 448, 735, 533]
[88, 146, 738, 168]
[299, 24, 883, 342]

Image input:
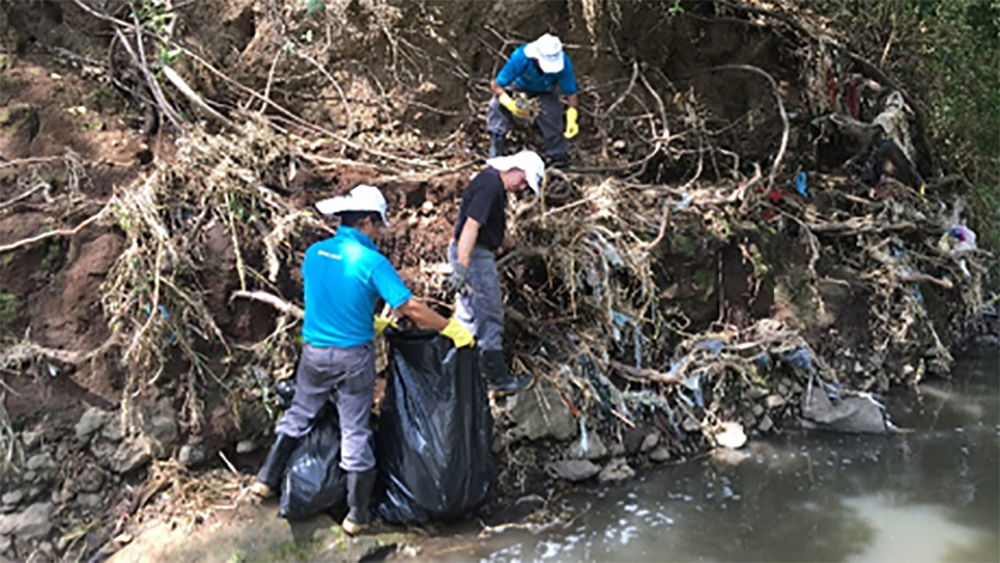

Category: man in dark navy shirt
[488, 33, 579, 166]
[252, 185, 473, 535]
[447, 151, 544, 393]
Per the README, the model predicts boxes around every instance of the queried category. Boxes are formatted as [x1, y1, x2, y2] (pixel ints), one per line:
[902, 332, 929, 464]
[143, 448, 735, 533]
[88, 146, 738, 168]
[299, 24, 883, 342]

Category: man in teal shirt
[487, 33, 579, 166]
[252, 185, 473, 536]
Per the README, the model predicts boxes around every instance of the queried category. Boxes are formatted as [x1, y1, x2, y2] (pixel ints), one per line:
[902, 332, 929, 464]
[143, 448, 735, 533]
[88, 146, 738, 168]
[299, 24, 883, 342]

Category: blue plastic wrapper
[781, 348, 814, 373]
[796, 171, 808, 198]
[693, 338, 725, 355]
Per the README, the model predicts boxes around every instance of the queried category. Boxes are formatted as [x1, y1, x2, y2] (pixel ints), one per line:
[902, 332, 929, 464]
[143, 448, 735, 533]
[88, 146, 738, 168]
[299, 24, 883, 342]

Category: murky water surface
[431, 347, 999, 562]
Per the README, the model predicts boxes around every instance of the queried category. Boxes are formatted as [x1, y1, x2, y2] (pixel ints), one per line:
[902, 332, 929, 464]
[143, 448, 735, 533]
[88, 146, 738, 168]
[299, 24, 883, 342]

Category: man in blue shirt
[252, 185, 474, 536]
[488, 33, 579, 166]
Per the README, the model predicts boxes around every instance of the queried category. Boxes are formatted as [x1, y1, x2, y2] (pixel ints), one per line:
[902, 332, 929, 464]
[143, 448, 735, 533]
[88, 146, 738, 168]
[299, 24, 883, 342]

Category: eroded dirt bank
[1, 1, 996, 561]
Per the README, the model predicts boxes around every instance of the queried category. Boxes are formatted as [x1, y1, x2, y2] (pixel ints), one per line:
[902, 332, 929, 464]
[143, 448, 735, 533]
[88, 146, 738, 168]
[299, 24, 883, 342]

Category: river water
[425, 346, 999, 562]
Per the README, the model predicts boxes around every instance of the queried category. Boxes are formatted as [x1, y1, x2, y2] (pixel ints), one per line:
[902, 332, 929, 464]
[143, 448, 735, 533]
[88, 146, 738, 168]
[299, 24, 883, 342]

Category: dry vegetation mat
[0, 0, 995, 558]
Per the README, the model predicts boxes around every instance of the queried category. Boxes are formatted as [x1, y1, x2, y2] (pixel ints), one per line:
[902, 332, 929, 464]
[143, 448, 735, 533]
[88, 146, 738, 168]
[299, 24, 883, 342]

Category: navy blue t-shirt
[454, 167, 506, 251]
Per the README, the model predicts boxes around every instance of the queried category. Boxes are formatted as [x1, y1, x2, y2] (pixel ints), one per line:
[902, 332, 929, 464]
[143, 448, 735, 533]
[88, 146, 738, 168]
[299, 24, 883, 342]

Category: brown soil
[0, 1, 988, 561]
[0, 0, 893, 468]
[1, 55, 151, 419]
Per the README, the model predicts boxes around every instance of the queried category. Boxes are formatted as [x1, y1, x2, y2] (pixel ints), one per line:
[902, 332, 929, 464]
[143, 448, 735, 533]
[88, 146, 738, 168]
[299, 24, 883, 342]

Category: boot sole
[250, 482, 275, 498]
[489, 383, 530, 395]
[341, 519, 369, 536]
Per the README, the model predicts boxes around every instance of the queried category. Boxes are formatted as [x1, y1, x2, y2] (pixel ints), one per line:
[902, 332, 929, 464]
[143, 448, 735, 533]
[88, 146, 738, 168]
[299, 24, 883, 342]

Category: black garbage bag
[279, 403, 348, 520]
[275, 378, 296, 410]
[376, 329, 493, 524]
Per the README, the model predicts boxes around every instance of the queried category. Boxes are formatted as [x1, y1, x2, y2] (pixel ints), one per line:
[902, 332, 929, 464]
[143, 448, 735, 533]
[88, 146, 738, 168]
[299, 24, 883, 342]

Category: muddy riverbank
[1, 1, 997, 561]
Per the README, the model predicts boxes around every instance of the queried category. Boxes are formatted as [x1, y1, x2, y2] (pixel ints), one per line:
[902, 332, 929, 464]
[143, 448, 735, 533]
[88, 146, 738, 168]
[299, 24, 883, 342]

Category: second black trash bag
[376, 329, 493, 524]
[279, 404, 348, 521]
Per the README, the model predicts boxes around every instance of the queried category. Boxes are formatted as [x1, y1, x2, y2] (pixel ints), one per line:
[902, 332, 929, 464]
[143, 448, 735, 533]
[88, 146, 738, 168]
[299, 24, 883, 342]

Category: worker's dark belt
[455, 240, 498, 254]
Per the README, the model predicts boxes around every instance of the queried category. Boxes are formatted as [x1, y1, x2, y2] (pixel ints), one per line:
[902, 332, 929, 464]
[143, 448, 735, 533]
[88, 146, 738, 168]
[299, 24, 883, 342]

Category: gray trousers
[486, 86, 568, 160]
[449, 242, 504, 352]
[275, 341, 376, 472]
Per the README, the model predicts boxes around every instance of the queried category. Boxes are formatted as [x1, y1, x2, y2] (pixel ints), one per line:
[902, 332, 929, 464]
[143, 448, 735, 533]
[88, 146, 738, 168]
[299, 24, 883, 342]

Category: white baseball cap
[524, 33, 564, 74]
[487, 150, 545, 194]
[315, 184, 389, 226]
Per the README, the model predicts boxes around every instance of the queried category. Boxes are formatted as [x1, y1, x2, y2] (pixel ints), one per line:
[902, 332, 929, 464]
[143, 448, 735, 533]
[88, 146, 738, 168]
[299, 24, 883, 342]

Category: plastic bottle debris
[672, 193, 694, 212]
[958, 259, 971, 278]
[666, 357, 685, 379]
[693, 338, 725, 355]
[948, 225, 977, 253]
[795, 171, 808, 198]
[780, 348, 814, 372]
[157, 305, 175, 344]
[939, 225, 978, 255]
[888, 241, 905, 259]
[713, 422, 747, 449]
[683, 374, 704, 408]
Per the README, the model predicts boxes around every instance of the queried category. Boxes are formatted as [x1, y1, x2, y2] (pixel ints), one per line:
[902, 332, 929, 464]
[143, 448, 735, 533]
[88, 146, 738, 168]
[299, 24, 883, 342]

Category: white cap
[315, 184, 389, 226]
[487, 150, 545, 194]
[524, 33, 564, 74]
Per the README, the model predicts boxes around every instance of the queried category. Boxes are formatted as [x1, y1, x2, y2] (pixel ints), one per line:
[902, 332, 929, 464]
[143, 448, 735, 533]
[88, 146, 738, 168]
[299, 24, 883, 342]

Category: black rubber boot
[547, 153, 569, 169]
[489, 133, 506, 158]
[482, 350, 530, 394]
[251, 433, 298, 498]
[342, 468, 377, 535]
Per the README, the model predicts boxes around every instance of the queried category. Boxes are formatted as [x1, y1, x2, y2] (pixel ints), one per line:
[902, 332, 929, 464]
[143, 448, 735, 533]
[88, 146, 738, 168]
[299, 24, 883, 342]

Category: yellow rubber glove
[440, 317, 475, 348]
[373, 316, 398, 335]
[499, 92, 530, 118]
[564, 106, 579, 139]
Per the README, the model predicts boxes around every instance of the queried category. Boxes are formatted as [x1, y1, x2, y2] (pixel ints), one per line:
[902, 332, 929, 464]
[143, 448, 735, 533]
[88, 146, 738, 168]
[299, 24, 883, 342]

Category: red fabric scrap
[845, 81, 860, 118]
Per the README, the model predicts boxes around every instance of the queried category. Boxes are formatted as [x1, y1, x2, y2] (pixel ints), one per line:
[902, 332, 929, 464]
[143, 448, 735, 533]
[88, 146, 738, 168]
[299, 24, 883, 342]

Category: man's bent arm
[456, 218, 480, 268]
[396, 298, 448, 331]
[491, 79, 507, 98]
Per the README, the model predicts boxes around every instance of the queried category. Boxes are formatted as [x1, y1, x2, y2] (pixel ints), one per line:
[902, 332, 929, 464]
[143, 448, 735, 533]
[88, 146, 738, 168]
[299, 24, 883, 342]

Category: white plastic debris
[713, 421, 747, 449]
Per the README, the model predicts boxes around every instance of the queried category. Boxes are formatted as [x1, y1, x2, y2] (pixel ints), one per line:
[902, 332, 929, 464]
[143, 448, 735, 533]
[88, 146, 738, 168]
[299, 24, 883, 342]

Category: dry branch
[807, 219, 917, 235]
[161, 66, 236, 131]
[0, 208, 108, 254]
[0, 336, 118, 367]
[230, 290, 304, 319]
[0, 182, 52, 211]
[608, 360, 683, 384]
[706, 64, 789, 190]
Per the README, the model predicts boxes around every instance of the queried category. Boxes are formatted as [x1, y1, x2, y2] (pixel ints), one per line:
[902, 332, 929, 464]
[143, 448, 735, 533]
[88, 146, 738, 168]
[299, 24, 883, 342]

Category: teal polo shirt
[301, 226, 413, 348]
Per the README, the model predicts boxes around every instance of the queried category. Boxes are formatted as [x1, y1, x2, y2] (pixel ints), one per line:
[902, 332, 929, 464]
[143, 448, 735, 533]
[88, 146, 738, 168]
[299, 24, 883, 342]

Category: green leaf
[306, 0, 325, 15]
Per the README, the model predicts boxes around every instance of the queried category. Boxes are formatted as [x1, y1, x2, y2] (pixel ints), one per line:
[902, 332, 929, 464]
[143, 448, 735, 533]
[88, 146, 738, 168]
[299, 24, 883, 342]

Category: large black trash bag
[279, 403, 348, 520]
[376, 329, 493, 524]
